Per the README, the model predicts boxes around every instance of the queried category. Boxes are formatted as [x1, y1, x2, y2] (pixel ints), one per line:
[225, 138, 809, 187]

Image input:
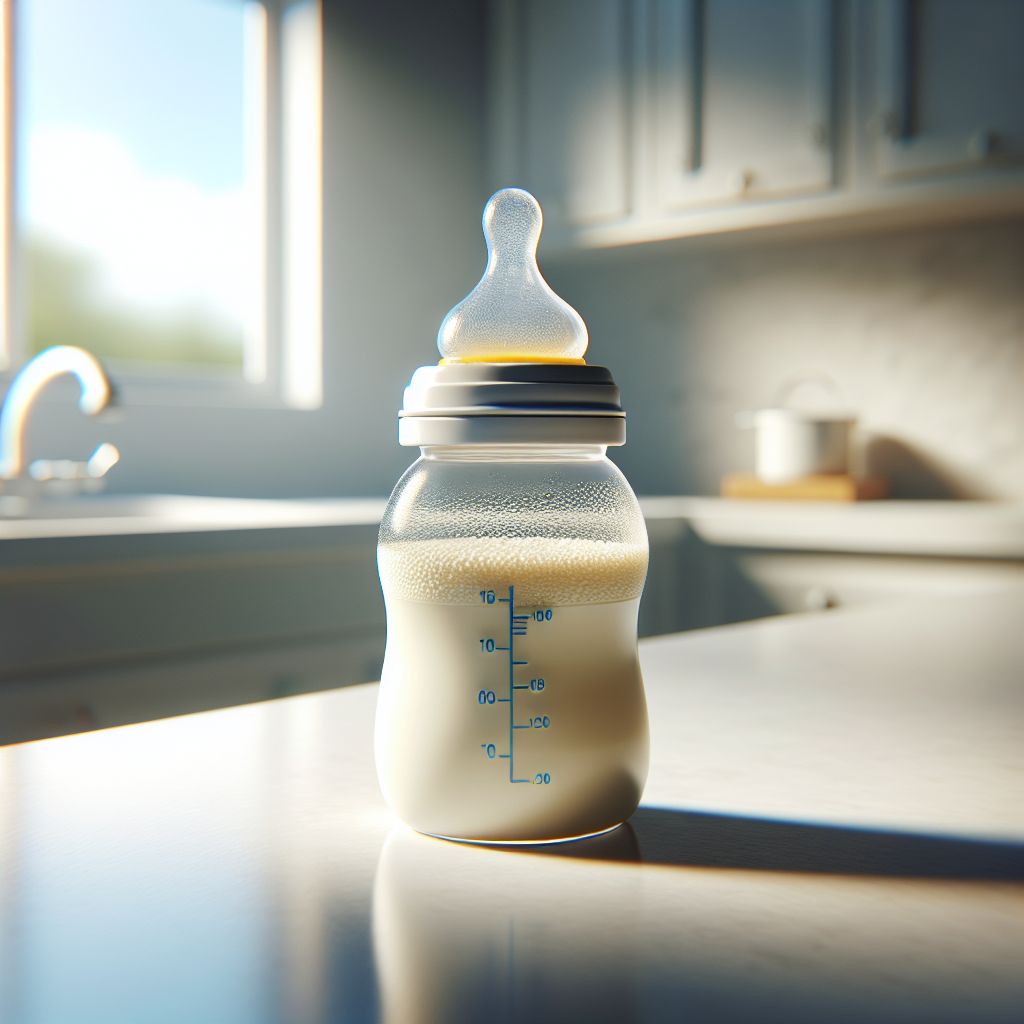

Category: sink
[0, 493, 388, 533]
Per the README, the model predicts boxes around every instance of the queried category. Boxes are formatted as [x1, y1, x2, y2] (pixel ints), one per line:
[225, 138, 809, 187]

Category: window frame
[0, 0, 323, 411]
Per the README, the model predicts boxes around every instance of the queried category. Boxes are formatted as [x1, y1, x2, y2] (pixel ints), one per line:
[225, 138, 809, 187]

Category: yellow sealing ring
[439, 355, 587, 366]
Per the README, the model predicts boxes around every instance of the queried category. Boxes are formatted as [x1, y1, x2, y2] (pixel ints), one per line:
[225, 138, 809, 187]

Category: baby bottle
[375, 188, 648, 843]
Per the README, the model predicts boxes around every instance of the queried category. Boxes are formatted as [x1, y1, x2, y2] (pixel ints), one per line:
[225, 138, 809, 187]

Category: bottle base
[420, 822, 624, 847]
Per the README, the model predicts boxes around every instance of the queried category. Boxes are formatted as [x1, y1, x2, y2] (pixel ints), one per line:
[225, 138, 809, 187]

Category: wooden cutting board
[721, 473, 888, 501]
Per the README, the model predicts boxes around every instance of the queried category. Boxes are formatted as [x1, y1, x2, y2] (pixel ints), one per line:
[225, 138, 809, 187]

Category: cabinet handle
[967, 131, 996, 160]
[728, 169, 755, 195]
[893, 0, 917, 141]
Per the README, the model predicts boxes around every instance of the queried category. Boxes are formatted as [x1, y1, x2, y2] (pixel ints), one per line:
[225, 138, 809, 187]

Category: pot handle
[771, 371, 847, 411]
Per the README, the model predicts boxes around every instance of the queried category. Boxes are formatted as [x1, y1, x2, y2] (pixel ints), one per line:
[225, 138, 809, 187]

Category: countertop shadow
[496, 807, 1024, 880]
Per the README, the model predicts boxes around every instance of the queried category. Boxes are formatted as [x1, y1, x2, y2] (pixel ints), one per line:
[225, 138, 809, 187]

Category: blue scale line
[508, 585, 514, 783]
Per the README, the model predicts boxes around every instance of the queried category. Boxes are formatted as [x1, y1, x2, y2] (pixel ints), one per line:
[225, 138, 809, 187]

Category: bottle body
[375, 445, 649, 842]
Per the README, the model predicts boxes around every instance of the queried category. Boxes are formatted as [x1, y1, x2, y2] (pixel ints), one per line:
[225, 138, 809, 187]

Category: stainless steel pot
[753, 408, 855, 484]
[739, 374, 856, 485]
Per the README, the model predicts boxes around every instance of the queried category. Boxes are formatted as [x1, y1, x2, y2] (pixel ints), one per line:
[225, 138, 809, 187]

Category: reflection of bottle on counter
[375, 189, 649, 843]
[372, 825, 642, 1024]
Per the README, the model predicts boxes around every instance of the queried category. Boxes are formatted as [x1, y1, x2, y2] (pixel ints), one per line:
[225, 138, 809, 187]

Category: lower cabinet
[734, 550, 1024, 615]
[638, 519, 1024, 637]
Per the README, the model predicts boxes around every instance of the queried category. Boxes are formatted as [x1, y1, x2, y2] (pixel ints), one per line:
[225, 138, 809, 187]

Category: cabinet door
[656, 0, 834, 209]
[508, 0, 630, 228]
[872, 0, 1024, 179]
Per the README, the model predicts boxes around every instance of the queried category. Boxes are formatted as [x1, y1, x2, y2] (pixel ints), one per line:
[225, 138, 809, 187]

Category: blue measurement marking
[507, 584, 531, 783]
[488, 588, 535, 781]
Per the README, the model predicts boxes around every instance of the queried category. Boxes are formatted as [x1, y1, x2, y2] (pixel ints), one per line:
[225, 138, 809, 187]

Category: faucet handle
[28, 443, 120, 483]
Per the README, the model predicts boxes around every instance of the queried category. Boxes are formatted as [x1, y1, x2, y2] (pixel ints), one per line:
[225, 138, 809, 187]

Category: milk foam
[378, 535, 648, 607]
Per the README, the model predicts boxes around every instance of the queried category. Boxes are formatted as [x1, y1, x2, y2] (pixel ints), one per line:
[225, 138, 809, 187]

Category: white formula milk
[376, 536, 649, 842]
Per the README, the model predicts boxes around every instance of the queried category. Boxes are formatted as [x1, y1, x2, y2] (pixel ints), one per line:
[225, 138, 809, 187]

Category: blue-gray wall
[547, 217, 1024, 500]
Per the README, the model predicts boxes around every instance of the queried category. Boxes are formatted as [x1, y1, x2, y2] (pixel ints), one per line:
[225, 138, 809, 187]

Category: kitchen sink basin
[0, 493, 387, 533]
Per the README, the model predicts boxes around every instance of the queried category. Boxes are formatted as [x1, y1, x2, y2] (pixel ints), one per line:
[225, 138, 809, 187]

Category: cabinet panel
[873, 0, 1024, 179]
[520, 0, 630, 226]
[487, 0, 1024, 250]
[657, 0, 834, 209]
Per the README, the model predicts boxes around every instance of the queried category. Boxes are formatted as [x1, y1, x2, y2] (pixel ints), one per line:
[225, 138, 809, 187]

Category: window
[0, 0, 322, 409]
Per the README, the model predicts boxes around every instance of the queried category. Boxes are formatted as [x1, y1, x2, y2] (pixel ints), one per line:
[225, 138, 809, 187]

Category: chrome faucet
[0, 346, 119, 482]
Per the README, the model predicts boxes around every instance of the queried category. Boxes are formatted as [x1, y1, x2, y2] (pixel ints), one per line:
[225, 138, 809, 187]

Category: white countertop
[642, 588, 1024, 841]
[2, 590, 1021, 1022]
[4, 493, 1022, 560]
[640, 495, 1024, 558]
[0, 494, 389, 540]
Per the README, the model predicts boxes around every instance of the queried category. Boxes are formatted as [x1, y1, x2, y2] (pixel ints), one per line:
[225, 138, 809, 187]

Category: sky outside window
[19, 0, 261, 369]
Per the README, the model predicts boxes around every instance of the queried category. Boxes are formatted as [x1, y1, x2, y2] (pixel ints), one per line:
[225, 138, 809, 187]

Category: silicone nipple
[437, 188, 588, 363]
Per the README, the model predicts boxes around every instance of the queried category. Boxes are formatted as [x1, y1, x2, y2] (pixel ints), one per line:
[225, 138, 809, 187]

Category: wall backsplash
[546, 218, 1024, 501]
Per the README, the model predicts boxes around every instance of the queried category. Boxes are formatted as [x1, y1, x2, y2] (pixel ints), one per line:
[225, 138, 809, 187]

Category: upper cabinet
[490, 0, 633, 227]
[488, 0, 1024, 250]
[656, 0, 833, 210]
[521, 1, 632, 226]
[870, 0, 1024, 180]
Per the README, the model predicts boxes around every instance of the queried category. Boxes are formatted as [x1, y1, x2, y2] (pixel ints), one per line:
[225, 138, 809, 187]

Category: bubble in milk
[378, 535, 648, 607]
[436, 188, 588, 363]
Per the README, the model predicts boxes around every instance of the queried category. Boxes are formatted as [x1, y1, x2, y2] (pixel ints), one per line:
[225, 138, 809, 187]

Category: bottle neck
[419, 444, 608, 464]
